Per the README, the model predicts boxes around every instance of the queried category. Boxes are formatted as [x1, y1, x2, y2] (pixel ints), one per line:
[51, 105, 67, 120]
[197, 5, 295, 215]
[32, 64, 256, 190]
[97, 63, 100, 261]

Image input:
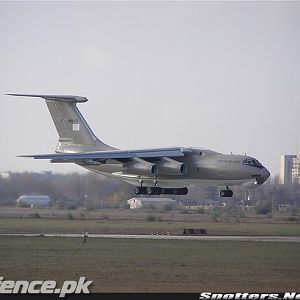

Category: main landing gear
[220, 186, 233, 197]
[134, 186, 188, 196]
[134, 180, 188, 196]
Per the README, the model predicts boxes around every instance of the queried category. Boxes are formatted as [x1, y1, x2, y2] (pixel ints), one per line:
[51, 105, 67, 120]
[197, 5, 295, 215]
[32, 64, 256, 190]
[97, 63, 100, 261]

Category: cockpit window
[243, 159, 263, 169]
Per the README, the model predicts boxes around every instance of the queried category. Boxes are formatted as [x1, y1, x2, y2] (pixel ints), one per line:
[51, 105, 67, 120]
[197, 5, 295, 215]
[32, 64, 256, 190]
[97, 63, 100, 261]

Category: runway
[0, 233, 299, 242]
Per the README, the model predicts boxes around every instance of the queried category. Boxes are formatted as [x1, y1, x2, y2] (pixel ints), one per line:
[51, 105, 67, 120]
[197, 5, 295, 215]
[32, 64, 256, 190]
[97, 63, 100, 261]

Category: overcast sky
[0, 1, 299, 176]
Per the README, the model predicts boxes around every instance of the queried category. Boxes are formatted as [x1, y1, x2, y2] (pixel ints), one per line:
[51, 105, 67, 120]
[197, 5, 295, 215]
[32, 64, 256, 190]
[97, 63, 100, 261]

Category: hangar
[17, 195, 51, 207]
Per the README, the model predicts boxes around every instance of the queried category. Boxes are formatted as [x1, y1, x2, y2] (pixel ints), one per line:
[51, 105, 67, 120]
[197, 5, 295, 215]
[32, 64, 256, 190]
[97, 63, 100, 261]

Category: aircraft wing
[19, 148, 186, 163]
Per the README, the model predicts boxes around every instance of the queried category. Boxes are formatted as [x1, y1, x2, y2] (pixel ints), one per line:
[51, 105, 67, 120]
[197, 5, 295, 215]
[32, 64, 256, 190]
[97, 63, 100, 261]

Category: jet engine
[156, 157, 187, 175]
[122, 158, 158, 176]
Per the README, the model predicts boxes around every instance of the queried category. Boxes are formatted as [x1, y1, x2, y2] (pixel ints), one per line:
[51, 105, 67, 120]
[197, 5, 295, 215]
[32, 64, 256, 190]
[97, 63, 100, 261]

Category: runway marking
[0, 233, 299, 242]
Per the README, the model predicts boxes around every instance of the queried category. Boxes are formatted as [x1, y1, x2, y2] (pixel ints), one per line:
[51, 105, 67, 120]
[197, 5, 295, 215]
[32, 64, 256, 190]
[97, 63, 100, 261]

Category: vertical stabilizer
[6, 94, 115, 153]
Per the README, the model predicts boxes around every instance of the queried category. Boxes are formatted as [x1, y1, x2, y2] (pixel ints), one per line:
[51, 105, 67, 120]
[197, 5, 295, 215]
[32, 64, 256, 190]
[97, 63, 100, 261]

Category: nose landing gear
[220, 186, 233, 197]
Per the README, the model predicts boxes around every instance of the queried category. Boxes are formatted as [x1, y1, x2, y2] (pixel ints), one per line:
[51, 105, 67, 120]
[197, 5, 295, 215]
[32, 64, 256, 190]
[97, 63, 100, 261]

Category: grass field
[1, 218, 300, 236]
[0, 236, 299, 292]
[0, 208, 299, 292]
[0, 207, 299, 236]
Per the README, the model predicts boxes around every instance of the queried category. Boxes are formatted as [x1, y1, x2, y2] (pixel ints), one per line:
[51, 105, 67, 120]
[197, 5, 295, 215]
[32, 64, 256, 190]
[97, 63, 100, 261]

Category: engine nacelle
[122, 158, 158, 176]
[156, 157, 187, 175]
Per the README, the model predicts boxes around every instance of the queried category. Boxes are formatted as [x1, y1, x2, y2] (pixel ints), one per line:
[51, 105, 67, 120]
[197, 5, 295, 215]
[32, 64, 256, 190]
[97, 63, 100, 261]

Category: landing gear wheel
[220, 189, 233, 197]
[161, 187, 188, 195]
[134, 186, 147, 195]
[146, 187, 155, 195]
[137, 186, 188, 195]
[174, 188, 186, 195]
[161, 188, 167, 195]
[180, 187, 188, 195]
[134, 186, 140, 195]
[154, 187, 162, 195]
[147, 187, 162, 195]
[220, 190, 227, 197]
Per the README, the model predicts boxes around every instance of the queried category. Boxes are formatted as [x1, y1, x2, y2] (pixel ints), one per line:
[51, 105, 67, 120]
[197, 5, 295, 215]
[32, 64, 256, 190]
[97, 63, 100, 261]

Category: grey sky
[0, 1, 299, 175]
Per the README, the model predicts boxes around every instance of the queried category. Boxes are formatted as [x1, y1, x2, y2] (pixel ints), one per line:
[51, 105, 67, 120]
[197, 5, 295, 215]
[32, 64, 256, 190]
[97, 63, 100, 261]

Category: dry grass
[0, 206, 298, 223]
[0, 236, 299, 292]
[0, 213, 300, 236]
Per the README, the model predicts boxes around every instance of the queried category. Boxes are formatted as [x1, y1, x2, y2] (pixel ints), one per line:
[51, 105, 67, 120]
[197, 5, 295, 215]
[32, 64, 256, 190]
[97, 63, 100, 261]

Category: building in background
[280, 155, 300, 184]
[0, 172, 10, 179]
[17, 195, 51, 207]
[127, 198, 176, 209]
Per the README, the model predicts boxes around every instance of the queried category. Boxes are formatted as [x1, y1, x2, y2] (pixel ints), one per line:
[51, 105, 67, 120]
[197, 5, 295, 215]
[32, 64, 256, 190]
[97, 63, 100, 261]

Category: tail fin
[6, 94, 115, 153]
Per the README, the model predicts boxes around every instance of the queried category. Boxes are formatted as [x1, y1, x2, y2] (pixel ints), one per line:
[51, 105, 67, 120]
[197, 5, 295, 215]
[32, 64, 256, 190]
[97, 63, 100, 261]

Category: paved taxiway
[0, 233, 299, 242]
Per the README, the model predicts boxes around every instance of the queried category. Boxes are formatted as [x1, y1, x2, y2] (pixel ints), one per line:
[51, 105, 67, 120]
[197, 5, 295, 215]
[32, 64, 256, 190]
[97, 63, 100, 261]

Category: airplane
[7, 94, 270, 197]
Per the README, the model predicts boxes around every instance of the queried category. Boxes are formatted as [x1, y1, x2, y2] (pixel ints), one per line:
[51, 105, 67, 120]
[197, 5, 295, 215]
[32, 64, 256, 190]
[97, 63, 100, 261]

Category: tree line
[0, 172, 299, 211]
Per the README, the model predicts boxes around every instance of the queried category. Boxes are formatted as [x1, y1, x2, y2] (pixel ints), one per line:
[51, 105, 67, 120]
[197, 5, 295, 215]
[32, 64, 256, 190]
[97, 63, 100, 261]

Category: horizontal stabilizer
[6, 94, 87, 103]
[18, 148, 185, 162]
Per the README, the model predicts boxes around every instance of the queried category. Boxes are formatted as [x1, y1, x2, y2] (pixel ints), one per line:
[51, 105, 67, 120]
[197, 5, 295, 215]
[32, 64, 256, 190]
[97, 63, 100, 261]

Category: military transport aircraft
[7, 94, 270, 197]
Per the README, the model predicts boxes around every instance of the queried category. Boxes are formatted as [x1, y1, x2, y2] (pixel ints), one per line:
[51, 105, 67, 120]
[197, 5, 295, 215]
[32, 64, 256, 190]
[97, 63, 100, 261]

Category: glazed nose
[255, 168, 270, 185]
[261, 167, 270, 183]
